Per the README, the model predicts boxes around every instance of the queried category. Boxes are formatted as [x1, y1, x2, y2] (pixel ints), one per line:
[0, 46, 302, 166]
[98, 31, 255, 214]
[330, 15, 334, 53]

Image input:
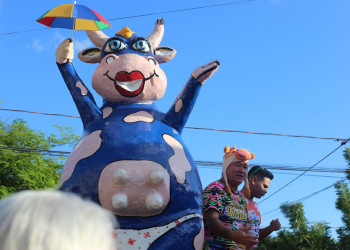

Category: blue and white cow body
[56, 18, 219, 249]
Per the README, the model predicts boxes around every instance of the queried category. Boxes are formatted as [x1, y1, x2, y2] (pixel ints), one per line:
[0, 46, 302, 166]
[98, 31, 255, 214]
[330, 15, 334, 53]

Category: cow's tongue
[114, 71, 145, 97]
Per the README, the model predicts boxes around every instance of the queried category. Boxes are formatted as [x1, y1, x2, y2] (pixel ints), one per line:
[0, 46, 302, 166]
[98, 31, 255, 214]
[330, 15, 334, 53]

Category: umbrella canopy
[36, 3, 111, 31]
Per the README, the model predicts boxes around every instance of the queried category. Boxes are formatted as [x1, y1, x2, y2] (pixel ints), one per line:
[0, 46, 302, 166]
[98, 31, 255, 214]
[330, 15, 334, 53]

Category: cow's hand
[56, 38, 74, 64]
[192, 60, 220, 85]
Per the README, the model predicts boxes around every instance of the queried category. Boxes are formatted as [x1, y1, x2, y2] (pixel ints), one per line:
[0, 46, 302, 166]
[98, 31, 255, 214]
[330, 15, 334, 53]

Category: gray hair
[0, 190, 117, 250]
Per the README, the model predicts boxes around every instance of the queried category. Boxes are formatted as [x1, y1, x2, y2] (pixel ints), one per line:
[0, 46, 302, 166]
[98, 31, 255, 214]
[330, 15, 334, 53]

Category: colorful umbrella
[36, 2, 111, 40]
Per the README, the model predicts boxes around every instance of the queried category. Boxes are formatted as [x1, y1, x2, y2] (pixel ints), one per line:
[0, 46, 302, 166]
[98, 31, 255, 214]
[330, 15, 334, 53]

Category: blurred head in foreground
[0, 190, 117, 250]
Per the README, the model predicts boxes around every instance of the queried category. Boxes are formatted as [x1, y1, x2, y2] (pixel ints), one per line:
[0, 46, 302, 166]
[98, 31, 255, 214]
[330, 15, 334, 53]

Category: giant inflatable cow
[56, 18, 219, 249]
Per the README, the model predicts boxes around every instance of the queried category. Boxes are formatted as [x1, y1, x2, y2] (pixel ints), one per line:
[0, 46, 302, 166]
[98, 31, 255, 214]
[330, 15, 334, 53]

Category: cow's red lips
[114, 71, 145, 97]
[103, 70, 159, 98]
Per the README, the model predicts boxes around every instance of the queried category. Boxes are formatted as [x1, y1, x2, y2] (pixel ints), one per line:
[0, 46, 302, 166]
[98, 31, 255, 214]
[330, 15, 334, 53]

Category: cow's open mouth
[104, 70, 158, 98]
[114, 71, 144, 97]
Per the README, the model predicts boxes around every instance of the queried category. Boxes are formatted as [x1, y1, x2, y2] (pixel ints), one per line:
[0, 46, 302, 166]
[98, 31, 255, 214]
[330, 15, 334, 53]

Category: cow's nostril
[106, 56, 115, 64]
[148, 58, 157, 65]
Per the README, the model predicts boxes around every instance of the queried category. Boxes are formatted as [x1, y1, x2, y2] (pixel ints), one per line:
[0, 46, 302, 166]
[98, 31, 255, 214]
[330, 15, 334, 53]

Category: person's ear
[251, 176, 258, 185]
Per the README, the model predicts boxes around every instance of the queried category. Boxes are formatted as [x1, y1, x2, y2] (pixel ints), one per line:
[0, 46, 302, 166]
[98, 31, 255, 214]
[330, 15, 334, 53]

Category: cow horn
[147, 18, 164, 49]
[86, 30, 110, 48]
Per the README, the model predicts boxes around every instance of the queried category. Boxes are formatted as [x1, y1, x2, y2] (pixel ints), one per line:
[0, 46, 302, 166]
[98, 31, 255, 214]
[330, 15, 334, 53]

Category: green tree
[343, 147, 350, 180]
[259, 202, 337, 250]
[0, 118, 79, 199]
[334, 147, 350, 249]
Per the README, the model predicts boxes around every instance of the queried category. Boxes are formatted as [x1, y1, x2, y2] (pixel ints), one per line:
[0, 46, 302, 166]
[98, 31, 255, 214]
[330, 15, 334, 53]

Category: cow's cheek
[92, 70, 118, 101]
[143, 70, 167, 101]
[154, 70, 167, 99]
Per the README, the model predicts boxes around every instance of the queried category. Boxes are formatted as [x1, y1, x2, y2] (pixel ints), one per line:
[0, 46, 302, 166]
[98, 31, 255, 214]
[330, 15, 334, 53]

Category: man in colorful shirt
[203, 146, 259, 249]
[246, 166, 281, 249]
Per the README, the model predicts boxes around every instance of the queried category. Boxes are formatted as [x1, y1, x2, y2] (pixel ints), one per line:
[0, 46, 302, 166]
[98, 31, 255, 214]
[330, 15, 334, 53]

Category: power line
[259, 172, 344, 179]
[108, 0, 255, 21]
[265, 165, 347, 173]
[199, 166, 345, 178]
[294, 178, 347, 203]
[2, 146, 349, 207]
[0, 108, 80, 118]
[259, 140, 350, 205]
[1, 108, 348, 141]
[0, 146, 347, 176]
[0, 0, 255, 36]
[186, 126, 348, 141]
[196, 161, 347, 173]
[1, 143, 348, 174]
[262, 178, 347, 216]
[1, 108, 349, 201]
[0, 146, 70, 157]
[0, 27, 51, 36]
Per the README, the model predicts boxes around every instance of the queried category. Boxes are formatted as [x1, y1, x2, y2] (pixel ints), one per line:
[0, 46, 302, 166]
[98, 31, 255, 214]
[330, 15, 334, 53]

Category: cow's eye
[132, 39, 150, 53]
[104, 39, 126, 53]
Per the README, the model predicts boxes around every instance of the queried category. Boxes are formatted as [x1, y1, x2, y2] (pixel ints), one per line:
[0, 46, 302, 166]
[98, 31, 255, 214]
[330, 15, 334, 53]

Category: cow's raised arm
[163, 60, 220, 132]
[56, 39, 102, 128]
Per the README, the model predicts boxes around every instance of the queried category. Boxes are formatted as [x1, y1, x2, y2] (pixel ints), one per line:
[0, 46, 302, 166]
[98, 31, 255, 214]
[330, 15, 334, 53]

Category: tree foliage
[259, 202, 337, 250]
[260, 148, 350, 249]
[333, 147, 350, 249]
[0, 118, 79, 199]
[343, 147, 350, 180]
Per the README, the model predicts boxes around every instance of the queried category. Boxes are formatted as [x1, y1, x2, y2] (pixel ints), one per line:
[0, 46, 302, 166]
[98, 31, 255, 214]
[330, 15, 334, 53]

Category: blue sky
[1, 0, 350, 238]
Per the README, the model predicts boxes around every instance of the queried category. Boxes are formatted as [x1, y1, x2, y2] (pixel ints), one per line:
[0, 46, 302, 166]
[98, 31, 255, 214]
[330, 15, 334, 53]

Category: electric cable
[0, 0, 255, 36]
[261, 178, 347, 216]
[0, 145, 348, 176]
[0, 108, 80, 118]
[1, 108, 347, 141]
[259, 140, 350, 205]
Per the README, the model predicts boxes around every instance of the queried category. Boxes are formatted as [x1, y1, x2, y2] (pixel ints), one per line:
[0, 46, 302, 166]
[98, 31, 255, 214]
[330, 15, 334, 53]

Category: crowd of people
[203, 146, 281, 249]
[0, 145, 280, 250]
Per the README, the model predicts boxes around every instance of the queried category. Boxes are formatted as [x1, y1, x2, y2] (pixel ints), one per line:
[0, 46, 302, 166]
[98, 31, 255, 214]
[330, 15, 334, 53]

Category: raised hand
[56, 38, 74, 64]
[192, 60, 220, 84]
[269, 219, 281, 231]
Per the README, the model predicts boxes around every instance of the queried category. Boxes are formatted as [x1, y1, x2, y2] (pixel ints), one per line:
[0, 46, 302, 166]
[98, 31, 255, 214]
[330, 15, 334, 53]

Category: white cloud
[27, 32, 63, 53]
[27, 39, 45, 52]
[51, 32, 93, 54]
[74, 38, 93, 51]
[52, 31, 66, 46]
[26, 32, 93, 55]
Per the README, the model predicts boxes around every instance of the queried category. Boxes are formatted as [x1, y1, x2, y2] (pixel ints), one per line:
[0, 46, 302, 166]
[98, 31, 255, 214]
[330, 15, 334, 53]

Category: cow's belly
[98, 160, 170, 216]
[60, 111, 201, 222]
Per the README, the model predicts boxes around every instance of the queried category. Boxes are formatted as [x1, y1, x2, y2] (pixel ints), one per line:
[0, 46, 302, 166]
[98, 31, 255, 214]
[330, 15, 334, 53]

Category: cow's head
[78, 18, 176, 103]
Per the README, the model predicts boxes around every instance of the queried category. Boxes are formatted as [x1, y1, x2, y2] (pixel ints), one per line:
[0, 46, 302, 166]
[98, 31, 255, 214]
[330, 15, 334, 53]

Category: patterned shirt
[247, 199, 261, 248]
[203, 180, 249, 250]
